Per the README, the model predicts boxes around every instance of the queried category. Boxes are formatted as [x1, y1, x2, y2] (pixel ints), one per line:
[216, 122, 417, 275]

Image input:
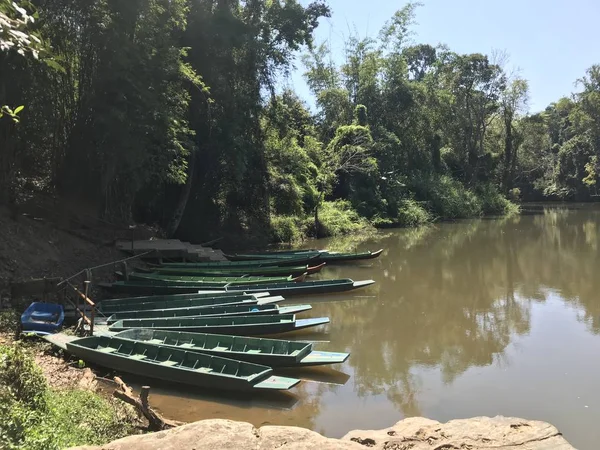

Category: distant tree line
[1, 1, 599, 242]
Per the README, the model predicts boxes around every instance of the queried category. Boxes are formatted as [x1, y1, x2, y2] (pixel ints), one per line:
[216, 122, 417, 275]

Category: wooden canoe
[64, 335, 299, 391]
[226, 249, 384, 264]
[202, 279, 376, 297]
[98, 294, 281, 315]
[137, 265, 308, 277]
[116, 329, 350, 367]
[109, 314, 330, 336]
[225, 251, 322, 261]
[105, 303, 312, 324]
[122, 272, 296, 284]
[99, 279, 375, 297]
[155, 254, 320, 269]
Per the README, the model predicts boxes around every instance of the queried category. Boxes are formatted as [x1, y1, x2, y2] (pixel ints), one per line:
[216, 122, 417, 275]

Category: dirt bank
[0, 206, 124, 285]
[69, 416, 574, 450]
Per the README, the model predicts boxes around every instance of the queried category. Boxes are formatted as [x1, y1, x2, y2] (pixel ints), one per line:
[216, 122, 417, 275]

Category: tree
[314, 105, 376, 236]
[500, 78, 529, 193]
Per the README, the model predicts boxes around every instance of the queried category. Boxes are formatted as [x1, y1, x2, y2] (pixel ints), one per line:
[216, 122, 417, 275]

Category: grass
[0, 342, 135, 450]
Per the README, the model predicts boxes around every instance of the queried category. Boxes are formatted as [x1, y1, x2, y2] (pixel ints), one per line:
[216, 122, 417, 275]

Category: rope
[56, 250, 155, 287]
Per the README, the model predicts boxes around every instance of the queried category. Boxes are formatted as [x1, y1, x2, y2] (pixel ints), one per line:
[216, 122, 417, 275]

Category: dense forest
[1, 1, 600, 243]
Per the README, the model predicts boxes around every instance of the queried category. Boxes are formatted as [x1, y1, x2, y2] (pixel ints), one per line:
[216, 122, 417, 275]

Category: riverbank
[70, 416, 574, 449]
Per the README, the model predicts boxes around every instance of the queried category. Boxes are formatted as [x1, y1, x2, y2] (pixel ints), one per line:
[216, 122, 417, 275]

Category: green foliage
[395, 199, 432, 227]
[411, 175, 482, 219]
[270, 215, 303, 243]
[3, 1, 600, 243]
[476, 183, 520, 215]
[0, 343, 133, 450]
[312, 200, 372, 237]
[0, 309, 20, 334]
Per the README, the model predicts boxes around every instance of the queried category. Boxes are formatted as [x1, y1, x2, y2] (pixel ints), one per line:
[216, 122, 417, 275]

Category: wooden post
[129, 225, 136, 253]
[122, 261, 129, 281]
[84, 280, 93, 335]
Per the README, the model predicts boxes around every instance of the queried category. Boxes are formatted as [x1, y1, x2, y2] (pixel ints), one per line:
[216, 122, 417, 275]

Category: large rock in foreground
[71, 416, 573, 450]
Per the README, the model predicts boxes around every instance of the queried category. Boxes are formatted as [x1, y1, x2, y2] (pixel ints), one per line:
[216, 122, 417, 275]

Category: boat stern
[253, 375, 300, 390]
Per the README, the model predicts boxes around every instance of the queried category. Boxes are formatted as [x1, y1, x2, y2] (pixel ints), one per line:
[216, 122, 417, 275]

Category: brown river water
[120, 204, 600, 449]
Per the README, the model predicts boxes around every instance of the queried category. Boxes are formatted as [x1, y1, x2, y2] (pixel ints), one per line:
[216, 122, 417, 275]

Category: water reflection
[150, 205, 600, 449]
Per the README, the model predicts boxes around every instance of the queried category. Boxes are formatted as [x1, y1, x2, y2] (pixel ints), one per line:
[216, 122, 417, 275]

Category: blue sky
[287, 0, 599, 112]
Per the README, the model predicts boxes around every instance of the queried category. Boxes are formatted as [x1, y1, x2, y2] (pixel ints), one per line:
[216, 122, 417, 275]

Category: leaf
[13, 105, 24, 114]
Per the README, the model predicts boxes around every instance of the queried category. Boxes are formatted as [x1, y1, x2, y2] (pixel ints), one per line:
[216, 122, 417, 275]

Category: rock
[343, 416, 573, 449]
[69, 416, 574, 450]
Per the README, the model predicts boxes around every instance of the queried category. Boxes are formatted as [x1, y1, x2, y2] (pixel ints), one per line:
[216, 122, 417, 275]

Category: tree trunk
[113, 377, 183, 431]
[166, 149, 196, 237]
[431, 133, 442, 173]
[314, 204, 320, 239]
[503, 112, 513, 194]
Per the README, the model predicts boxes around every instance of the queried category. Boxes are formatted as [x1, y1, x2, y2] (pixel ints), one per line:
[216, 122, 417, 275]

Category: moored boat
[225, 249, 384, 263]
[155, 254, 320, 269]
[63, 335, 299, 391]
[205, 279, 375, 297]
[109, 314, 330, 336]
[105, 303, 312, 324]
[116, 329, 350, 367]
[137, 263, 325, 278]
[122, 272, 298, 284]
[99, 278, 375, 297]
[98, 293, 282, 315]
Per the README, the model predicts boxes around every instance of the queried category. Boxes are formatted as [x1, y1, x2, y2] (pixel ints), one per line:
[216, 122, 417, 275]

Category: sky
[287, 0, 599, 112]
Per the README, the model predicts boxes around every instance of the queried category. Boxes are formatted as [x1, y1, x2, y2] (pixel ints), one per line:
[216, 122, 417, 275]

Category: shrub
[0, 343, 134, 450]
[270, 215, 302, 243]
[476, 183, 520, 215]
[410, 174, 482, 219]
[311, 200, 372, 237]
[395, 199, 431, 227]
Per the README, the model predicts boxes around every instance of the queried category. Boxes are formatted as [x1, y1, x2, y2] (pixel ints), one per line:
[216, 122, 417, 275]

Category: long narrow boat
[226, 249, 384, 263]
[123, 272, 299, 285]
[156, 255, 320, 269]
[98, 282, 236, 295]
[116, 329, 349, 367]
[211, 279, 375, 296]
[98, 293, 281, 315]
[106, 303, 312, 324]
[225, 251, 322, 261]
[319, 249, 383, 262]
[138, 263, 325, 277]
[109, 314, 330, 336]
[99, 279, 375, 297]
[63, 335, 299, 391]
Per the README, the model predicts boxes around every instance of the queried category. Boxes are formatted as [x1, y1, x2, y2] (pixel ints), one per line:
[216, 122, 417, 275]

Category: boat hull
[109, 314, 330, 336]
[65, 336, 299, 391]
[115, 329, 348, 367]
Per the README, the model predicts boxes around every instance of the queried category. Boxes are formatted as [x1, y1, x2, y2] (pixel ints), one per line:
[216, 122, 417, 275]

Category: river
[134, 204, 600, 449]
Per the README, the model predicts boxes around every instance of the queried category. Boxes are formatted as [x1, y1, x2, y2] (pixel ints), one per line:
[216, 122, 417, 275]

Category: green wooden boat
[109, 314, 330, 336]
[98, 281, 239, 295]
[205, 279, 375, 296]
[99, 292, 265, 311]
[156, 255, 320, 269]
[105, 303, 312, 324]
[122, 272, 297, 285]
[225, 251, 322, 261]
[98, 293, 280, 315]
[226, 249, 384, 263]
[138, 263, 325, 277]
[116, 329, 350, 367]
[99, 279, 375, 297]
[64, 335, 299, 391]
[318, 249, 383, 262]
